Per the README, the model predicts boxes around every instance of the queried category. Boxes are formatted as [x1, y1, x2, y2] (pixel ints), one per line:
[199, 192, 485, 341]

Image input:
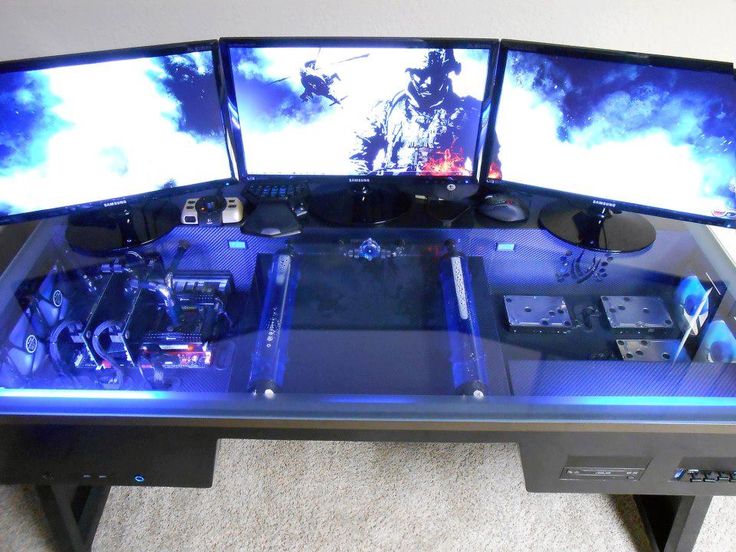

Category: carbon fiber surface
[126, 224, 700, 297]
[509, 360, 736, 397]
[5, 221, 730, 399]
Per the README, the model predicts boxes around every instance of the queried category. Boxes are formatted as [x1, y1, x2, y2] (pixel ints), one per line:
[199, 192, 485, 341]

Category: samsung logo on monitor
[592, 199, 617, 208]
[348, 178, 371, 183]
[103, 199, 128, 208]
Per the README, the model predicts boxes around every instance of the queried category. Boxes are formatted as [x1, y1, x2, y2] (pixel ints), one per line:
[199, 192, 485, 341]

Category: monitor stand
[539, 200, 656, 253]
[65, 199, 179, 256]
[425, 199, 472, 227]
[309, 184, 411, 226]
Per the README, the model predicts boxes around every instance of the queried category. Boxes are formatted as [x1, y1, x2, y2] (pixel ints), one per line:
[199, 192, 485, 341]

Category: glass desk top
[1, 199, 736, 427]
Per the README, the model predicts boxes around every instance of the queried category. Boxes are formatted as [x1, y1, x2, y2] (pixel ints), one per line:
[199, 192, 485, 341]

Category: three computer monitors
[486, 41, 736, 227]
[0, 41, 233, 224]
[3, 37, 734, 231]
[220, 38, 497, 189]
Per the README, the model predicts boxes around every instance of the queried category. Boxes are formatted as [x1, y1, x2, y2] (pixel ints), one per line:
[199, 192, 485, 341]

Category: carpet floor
[1, 441, 734, 551]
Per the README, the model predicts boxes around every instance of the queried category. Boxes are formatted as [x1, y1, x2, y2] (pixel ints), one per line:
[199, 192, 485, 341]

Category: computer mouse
[477, 193, 529, 223]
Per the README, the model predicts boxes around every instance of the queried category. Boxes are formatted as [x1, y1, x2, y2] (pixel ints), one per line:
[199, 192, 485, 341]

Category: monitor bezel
[219, 36, 499, 199]
[481, 40, 736, 228]
[0, 40, 237, 226]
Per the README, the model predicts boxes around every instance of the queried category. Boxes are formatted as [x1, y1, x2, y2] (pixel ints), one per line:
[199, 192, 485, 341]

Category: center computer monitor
[485, 41, 736, 252]
[0, 41, 234, 253]
[220, 38, 497, 225]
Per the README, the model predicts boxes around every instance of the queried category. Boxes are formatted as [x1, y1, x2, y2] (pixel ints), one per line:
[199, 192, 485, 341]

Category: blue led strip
[2, 389, 736, 409]
[0, 389, 168, 400]
[528, 395, 736, 407]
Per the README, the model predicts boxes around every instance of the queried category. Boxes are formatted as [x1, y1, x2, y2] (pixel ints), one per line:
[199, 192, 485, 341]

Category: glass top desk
[1, 193, 735, 552]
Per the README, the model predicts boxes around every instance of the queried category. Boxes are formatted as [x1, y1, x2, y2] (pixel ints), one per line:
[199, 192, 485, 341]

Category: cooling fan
[29, 263, 75, 336]
[0, 307, 49, 388]
[2, 263, 93, 386]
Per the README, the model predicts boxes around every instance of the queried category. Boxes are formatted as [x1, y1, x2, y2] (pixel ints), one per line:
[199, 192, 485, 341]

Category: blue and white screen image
[229, 46, 490, 177]
[493, 50, 736, 219]
[0, 50, 232, 218]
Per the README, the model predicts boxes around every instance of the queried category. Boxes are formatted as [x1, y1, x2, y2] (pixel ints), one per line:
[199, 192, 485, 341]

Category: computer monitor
[0, 41, 234, 253]
[220, 38, 496, 225]
[484, 41, 736, 252]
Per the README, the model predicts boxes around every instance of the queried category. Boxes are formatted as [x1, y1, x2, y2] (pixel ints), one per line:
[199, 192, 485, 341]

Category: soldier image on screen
[267, 52, 369, 107]
[299, 60, 343, 105]
[350, 49, 481, 176]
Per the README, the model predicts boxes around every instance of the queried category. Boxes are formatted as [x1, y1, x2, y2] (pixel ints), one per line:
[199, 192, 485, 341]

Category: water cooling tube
[248, 251, 300, 397]
[439, 241, 488, 398]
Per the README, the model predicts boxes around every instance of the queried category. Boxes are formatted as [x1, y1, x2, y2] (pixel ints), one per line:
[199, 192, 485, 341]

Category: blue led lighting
[531, 395, 736, 407]
[0, 389, 168, 400]
[325, 395, 417, 404]
[325, 395, 736, 407]
[3, 388, 736, 409]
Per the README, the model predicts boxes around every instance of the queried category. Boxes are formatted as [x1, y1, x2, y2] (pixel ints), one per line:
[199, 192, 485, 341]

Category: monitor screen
[225, 42, 492, 178]
[0, 44, 232, 221]
[489, 47, 736, 223]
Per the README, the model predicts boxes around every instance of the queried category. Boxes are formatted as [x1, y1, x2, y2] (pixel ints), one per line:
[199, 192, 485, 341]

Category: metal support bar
[634, 495, 712, 552]
[36, 484, 111, 552]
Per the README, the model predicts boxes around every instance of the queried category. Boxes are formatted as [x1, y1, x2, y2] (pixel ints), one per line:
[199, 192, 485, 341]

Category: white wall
[0, 0, 734, 62]
[1, 0, 735, 249]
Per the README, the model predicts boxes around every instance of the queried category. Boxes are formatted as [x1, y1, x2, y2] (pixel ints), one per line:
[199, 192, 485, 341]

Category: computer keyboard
[243, 182, 309, 206]
[241, 182, 308, 238]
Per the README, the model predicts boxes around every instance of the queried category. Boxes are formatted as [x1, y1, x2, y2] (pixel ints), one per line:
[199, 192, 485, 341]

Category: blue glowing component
[697, 320, 736, 362]
[542, 395, 736, 407]
[228, 240, 248, 249]
[324, 395, 416, 404]
[676, 275, 709, 316]
[0, 388, 167, 400]
[248, 251, 299, 394]
[496, 242, 516, 252]
[358, 238, 381, 261]
[134, 474, 145, 483]
[439, 245, 488, 397]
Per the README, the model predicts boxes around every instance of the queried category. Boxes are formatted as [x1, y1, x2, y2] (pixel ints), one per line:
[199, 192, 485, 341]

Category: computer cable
[212, 295, 233, 330]
[146, 354, 167, 390]
[48, 319, 85, 386]
[128, 278, 181, 326]
[91, 320, 126, 390]
[125, 250, 146, 266]
[164, 240, 191, 290]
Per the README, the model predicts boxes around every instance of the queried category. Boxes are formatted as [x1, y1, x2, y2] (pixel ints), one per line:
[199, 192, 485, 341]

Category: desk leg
[36, 484, 111, 552]
[633, 495, 711, 552]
